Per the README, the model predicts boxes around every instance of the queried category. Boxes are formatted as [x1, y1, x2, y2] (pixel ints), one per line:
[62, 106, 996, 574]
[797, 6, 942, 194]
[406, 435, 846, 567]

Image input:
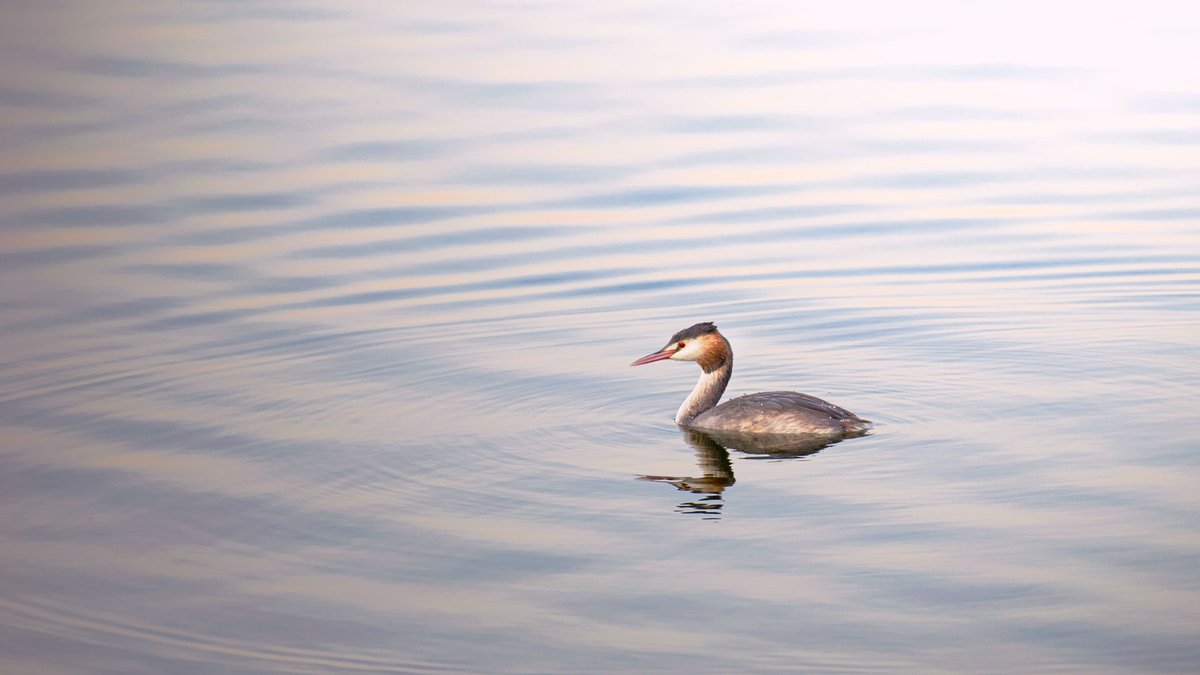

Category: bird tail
[842, 417, 873, 435]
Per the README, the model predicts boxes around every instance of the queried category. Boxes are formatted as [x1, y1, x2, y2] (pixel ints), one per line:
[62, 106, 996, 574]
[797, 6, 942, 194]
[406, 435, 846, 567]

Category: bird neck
[676, 352, 732, 425]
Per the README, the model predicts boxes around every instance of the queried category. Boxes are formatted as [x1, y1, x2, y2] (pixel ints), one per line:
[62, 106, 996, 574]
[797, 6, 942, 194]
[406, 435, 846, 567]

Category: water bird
[631, 322, 870, 437]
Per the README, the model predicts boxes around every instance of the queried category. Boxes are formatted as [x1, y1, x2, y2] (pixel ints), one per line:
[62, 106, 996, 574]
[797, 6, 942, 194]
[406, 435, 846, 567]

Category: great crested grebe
[631, 322, 870, 437]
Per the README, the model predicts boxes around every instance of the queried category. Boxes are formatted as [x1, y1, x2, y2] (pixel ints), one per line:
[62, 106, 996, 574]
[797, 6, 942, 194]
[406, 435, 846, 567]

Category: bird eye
[677, 342, 686, 349]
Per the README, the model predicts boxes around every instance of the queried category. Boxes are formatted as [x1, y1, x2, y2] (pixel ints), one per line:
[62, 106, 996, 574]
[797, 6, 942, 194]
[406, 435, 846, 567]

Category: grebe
[631, 322, 870, 437]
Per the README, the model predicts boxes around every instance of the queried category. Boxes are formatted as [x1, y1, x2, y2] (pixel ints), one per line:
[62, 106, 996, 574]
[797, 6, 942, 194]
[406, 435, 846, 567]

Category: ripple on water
[0, 596, 462, 673]
[1, 1, 1199, 672]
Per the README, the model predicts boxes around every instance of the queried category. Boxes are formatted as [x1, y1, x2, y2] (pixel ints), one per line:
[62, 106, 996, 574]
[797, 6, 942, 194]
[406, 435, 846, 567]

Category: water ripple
[2, 2, 1199, 673]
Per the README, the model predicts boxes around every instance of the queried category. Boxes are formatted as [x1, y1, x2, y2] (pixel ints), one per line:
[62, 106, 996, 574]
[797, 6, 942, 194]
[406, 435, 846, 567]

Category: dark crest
[668, 322, 717, 344]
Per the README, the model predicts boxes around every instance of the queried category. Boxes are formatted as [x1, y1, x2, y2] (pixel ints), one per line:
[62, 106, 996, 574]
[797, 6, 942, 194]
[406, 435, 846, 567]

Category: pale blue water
[1, 2, 1198, 673]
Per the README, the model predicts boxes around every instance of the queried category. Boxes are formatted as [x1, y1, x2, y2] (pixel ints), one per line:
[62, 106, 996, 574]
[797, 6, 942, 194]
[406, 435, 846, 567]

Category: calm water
[2, 2, 1199, 673]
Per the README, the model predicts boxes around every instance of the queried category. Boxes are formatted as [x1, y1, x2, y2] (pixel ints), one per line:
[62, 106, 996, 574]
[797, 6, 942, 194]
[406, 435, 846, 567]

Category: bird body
[631, 322, 869, 437]
[694, 390, 869, 435]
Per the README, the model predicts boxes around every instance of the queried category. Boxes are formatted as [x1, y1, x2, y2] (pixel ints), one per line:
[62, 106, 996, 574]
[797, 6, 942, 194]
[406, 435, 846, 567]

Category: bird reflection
[639, 430, 735, 519]
[639, 428, 850, 519]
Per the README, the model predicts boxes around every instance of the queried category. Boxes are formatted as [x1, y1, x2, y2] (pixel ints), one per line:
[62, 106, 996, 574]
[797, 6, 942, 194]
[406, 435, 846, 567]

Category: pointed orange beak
[631, 349, 673, 366]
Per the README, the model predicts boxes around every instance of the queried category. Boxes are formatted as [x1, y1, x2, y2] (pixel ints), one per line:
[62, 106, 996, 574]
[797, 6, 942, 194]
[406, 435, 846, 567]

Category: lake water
[1, 2, 1198, 673]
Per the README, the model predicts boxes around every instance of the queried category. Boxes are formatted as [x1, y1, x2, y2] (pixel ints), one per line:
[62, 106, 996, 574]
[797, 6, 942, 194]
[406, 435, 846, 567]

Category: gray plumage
[691, 390, 870, 436]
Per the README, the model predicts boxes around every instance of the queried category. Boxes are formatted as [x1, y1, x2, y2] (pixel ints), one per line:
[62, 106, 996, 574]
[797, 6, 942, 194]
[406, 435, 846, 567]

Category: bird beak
[630, 349, 673, 366]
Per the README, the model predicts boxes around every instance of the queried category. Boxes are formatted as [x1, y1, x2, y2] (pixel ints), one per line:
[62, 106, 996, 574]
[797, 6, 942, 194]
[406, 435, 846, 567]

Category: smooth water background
[2, 2, 1199, 673]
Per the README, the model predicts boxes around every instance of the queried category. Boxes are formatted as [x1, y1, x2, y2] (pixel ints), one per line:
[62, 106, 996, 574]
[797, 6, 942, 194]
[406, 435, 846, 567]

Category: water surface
[1, 1, 1198, 673]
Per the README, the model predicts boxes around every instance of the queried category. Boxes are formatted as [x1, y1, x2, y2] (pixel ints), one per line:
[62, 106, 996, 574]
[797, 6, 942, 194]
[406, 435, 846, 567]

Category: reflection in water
[1, 1, 1198, 672]
[640, 430, 736, 519]
[640, 428, 841, 518]
[701, 427, 861, 457]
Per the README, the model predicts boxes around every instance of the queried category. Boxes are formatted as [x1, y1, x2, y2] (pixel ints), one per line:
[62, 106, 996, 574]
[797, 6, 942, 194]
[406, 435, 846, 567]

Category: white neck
[675, 360, 732, 424]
